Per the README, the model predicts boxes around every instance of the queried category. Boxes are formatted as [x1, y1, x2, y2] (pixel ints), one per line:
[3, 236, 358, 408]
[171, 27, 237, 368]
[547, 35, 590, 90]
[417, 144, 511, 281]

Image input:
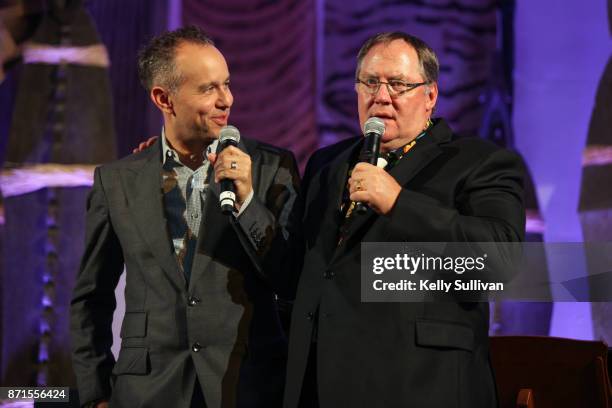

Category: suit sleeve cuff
[236, 194, 275, 253]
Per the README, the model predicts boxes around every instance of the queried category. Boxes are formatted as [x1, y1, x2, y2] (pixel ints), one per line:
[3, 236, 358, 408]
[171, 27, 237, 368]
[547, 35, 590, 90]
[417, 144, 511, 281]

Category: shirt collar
[161, 127, 219, 166]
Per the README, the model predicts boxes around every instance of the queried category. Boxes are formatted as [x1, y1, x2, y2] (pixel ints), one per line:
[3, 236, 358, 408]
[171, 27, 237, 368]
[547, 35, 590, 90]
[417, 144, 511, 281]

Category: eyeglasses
[355, 78, 430, 96]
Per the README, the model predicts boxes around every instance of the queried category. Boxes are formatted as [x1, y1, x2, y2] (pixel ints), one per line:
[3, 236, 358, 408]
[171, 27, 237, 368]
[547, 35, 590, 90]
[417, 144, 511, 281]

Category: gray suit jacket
[70, 137, 301, 408]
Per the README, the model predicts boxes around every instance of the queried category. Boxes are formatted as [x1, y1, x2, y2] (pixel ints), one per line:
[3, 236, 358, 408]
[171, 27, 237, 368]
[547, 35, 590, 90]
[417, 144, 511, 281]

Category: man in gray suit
[70, 26, 300, 408]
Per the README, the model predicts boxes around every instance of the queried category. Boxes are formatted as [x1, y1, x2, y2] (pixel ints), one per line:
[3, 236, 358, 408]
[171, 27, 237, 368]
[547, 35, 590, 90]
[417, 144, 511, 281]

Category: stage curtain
[183, 0, 319, 167]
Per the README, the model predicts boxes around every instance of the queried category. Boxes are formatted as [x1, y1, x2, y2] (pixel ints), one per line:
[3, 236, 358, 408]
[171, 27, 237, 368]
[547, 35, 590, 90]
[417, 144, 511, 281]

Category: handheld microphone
[355, 117, 385, 214]
[217, 125, 241, 215]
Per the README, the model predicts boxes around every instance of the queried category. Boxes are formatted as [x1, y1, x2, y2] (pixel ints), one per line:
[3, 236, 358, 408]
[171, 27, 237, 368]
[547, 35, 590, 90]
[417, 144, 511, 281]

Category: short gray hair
[355, 31, 439, 84]
[137, 25, 214, 93]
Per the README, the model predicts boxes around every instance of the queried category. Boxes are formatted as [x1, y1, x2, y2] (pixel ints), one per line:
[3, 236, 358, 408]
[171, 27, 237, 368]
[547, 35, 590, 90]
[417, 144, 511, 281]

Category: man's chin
[185, 129, 218, 145]
[207, 124, 227, 139]
[380, 134, 412, 153]
[380, 133, 399, 144]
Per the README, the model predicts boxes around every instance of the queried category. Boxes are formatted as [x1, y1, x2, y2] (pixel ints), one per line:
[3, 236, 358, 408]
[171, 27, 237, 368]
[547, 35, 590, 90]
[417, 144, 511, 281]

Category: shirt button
[192, 213, 199, 219]
[192, 342, 203, 352]
[188, 296, 200, 306]
[306, 312, 314, 321]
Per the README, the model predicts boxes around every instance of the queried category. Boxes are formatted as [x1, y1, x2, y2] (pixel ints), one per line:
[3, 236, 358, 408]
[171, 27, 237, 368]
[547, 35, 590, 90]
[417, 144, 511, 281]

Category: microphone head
[219, 125, 241, 145]
[364, 117, 385, 137]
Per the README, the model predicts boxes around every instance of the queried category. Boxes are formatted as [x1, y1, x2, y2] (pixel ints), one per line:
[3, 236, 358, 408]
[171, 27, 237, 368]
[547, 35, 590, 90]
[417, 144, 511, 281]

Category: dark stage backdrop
[0, 0, 169, 388]
[182, 0, 319, 167]
[85, 0, 168, 156]
[316, 0, 499, 144]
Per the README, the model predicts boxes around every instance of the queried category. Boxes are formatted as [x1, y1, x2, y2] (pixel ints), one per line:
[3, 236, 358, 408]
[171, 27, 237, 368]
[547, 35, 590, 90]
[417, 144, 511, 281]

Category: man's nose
[217, 87, 233, 108]
[373, 83, 392, 103]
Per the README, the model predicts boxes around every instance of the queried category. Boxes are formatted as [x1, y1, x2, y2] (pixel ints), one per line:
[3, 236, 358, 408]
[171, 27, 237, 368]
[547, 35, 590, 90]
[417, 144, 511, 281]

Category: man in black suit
[284, 32, 525, 407]
[70, 26, 300, 408]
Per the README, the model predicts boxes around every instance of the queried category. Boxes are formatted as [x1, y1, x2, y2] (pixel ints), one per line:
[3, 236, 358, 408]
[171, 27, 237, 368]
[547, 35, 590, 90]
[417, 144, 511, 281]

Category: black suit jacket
[70, 137, 301, 408]
[284, 119, 525, 408]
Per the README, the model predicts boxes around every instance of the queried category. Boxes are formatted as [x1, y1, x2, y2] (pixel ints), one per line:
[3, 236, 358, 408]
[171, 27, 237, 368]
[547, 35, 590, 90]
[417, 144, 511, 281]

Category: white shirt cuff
[234, 190, 254, 217]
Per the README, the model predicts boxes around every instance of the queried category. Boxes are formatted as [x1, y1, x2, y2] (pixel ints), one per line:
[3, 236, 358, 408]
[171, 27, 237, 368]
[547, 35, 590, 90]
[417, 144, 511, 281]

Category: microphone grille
[364, 117, 385, 136]
[219, 125, 241, 144]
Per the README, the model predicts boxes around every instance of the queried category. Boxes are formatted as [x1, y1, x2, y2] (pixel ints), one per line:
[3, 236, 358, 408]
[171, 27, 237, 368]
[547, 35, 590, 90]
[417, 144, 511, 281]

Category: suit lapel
[122, 140, 186, 291]
[386, 131, 446, 188]
[323, 144, 355, 215]
[337, 119, 452, 253]
[308, 138, 362, 264]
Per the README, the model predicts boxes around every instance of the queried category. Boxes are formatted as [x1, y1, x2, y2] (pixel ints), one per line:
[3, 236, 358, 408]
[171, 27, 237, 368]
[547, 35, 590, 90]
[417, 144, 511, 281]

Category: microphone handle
[355, 133, 381, 214]
[361, 132, 381, 165]
[220, 179, 236, 215]
[218, 139, 239, 215]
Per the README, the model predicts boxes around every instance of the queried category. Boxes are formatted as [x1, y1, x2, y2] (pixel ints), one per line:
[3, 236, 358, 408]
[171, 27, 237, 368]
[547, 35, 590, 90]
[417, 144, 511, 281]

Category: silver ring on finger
[230, 161, 238, 170]
[355, 179, 362, 191]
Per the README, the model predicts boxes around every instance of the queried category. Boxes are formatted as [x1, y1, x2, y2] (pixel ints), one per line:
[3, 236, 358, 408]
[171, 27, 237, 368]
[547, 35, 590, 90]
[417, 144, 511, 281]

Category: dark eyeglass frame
[355, 78, 430, 96]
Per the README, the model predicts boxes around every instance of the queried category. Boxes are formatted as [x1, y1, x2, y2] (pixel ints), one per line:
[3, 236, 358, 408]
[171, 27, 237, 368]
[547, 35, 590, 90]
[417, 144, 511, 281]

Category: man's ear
[150, 86, 174, 115]
[425, 82, 438, 113]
